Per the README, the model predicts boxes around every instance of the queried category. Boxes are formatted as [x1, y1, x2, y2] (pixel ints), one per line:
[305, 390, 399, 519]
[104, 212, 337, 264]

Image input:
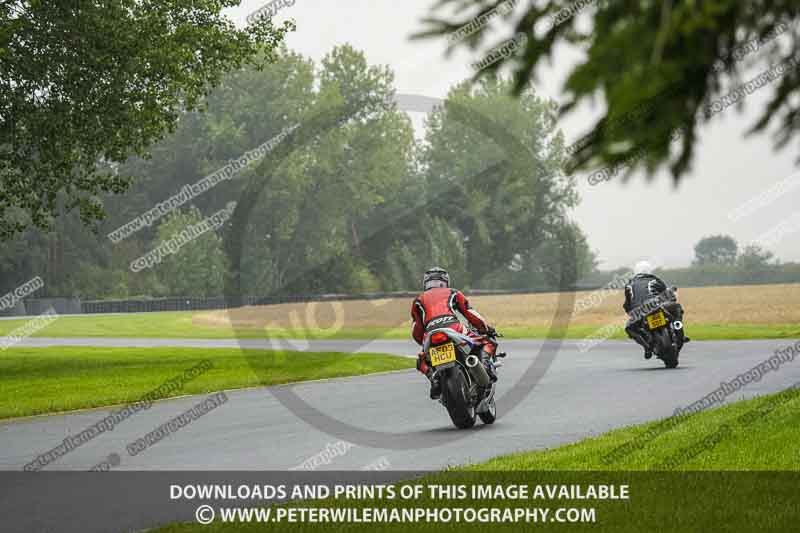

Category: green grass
[0, 312, 409, 339]
[0, 312, 245, 339]
[1, 311, 798, 340]
[503, 323, 800, 341]
[466, 385, 800, 471]
[0, 346, 412, 420]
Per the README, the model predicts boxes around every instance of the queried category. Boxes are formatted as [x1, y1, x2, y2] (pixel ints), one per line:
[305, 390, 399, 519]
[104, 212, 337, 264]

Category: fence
[0, 298, 82, 317]
[2, 285, 600, 317]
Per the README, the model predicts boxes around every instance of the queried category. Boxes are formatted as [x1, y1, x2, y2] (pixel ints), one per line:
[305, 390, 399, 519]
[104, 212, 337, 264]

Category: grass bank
[467, 384, 800, 471]
[0, 346, 412, 420]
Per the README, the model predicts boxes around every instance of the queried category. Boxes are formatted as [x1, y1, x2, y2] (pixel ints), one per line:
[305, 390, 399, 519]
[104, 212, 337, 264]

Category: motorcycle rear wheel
[444, 368, 477, 429]
[654, 328, 679, 368]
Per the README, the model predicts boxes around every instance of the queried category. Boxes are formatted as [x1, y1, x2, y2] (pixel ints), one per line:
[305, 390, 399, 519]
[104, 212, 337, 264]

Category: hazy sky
[229, 0, 799, 269]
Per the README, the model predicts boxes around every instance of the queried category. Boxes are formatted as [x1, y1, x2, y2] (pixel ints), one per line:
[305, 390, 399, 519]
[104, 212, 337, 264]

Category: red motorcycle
[423, 327, 504, 429]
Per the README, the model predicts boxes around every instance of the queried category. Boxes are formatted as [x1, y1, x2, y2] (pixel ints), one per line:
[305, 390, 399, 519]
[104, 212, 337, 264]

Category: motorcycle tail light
[430, 332, 449, 345]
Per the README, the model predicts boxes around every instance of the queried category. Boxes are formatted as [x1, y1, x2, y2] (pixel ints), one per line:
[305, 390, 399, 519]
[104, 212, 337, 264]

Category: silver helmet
[423, 267, 450, 291]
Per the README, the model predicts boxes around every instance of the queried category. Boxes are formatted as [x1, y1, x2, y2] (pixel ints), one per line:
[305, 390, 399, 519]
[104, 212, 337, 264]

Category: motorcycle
[634, 287, 686, 369]
[423, 327, 504, 429]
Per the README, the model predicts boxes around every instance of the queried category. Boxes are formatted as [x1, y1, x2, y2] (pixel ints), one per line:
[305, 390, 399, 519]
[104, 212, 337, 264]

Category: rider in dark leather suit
[624, 261, 690, 359]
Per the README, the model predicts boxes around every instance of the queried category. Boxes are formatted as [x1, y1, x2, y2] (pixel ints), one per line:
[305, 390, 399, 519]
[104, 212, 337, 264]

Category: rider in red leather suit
[411, 267, 497, 398]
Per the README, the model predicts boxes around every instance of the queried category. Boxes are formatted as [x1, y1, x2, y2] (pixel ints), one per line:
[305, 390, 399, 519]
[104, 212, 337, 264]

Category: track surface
[1, 337, 798, 471]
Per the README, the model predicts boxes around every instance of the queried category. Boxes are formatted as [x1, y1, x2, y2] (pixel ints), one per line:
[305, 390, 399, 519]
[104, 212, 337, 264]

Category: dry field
[193, 283, 800, 332]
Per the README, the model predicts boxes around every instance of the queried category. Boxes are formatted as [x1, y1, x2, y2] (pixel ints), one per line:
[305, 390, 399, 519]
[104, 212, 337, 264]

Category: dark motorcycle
[634, 287, 686, 368]
[423, 327, 504, 429]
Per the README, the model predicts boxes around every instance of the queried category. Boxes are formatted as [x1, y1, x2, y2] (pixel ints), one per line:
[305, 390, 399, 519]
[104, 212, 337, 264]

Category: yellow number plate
[646, 310, 668, 330]
[430, 343, 457, 366]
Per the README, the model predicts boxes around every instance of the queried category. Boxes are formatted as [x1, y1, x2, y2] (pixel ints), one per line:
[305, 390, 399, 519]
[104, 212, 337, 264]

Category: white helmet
[634, 260, 654, 275]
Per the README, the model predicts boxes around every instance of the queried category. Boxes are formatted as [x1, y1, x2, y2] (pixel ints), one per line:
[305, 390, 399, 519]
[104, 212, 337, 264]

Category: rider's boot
[674, 326, 690, 346]
[642, 334, 654, 358]
[483, 358, 498, 383]
[427, 369, 441, 399]
[476, 347, 499, 383]
[627, 324, 653, 359]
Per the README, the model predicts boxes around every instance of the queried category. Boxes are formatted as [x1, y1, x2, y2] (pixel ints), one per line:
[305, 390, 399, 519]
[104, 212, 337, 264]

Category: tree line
[0, 45, 595, 299]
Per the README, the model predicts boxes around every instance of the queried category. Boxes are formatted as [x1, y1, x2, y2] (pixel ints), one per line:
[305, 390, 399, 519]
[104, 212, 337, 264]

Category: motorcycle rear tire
[444, 368, 477, 429]
[654, 328, 679, 369]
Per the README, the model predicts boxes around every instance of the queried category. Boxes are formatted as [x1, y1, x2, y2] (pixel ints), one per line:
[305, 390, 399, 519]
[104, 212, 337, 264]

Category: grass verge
[502, 323, 800, 341]
[0, 346, 412, 420]
[467, 384, 800, 471]
[0, 311, 798, 341]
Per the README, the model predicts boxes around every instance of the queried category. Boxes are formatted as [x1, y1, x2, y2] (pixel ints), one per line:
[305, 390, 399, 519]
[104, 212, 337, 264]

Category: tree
[417, 1, 800, 182]
[0, 1, 294, 239]
[737, 244, 775, 271]
[231, 45, 416, 296]
[103, 48, 314, 245]
[487, 219, 596, 290]
[0, 44, 592, 298]
[693, 235, 738, 266]
[416, 77, 581, 287]
[0, 48, 314, 299]
[153, 207, 229, 297]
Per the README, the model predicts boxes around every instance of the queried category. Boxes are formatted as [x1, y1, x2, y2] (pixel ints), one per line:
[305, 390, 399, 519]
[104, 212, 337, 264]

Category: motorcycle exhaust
[465, 355, 491, 387]
[672, 321, 684, 331]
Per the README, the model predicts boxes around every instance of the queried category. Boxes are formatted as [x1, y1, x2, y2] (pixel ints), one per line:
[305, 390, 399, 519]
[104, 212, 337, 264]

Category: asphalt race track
[1, 337, 798, 471]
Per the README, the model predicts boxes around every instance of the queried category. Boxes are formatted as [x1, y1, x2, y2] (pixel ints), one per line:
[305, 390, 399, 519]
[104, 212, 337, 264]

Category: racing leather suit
[623, 273, 685, 351]
[411, 288, 494, 376]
